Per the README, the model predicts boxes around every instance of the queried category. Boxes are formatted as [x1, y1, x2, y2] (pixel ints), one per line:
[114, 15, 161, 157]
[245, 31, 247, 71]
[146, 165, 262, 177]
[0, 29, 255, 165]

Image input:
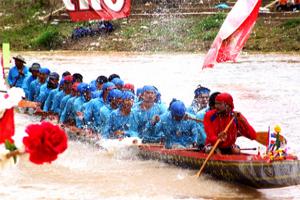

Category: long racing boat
[65, 126, 300, 189]
[137, 144, 300, 188]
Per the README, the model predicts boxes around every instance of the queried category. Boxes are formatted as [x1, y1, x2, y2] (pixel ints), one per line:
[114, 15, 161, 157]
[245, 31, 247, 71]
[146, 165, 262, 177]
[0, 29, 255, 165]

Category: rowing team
[8, 55, 260, 154]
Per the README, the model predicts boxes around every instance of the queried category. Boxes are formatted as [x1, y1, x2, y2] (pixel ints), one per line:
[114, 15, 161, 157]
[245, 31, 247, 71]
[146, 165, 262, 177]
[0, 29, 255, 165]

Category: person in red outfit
[203, 93, 256, 154]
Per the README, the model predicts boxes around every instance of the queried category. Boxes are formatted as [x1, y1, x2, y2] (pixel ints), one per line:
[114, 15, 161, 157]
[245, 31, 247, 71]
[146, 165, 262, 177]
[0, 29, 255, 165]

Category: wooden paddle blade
[18, 100, 39, 108]
[256, 131, 287, 146]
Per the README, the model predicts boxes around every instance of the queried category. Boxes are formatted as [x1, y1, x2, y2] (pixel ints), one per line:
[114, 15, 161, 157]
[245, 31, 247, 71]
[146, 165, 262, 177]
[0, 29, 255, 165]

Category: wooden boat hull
[138, 145, 300, 188]
[58, 128, 300, 189]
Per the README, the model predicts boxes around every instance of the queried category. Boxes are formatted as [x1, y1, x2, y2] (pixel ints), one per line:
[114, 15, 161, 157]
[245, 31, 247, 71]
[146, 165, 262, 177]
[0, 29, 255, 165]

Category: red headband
[216, 93, 234, 109]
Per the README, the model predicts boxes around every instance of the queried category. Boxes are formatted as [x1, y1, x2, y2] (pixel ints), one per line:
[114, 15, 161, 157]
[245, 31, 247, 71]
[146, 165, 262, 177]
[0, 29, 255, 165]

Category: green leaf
[4, 139, 17, 151]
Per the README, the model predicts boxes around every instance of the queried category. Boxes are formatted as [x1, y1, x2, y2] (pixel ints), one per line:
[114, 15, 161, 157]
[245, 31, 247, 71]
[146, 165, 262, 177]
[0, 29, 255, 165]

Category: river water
[1, 52, 300, 199]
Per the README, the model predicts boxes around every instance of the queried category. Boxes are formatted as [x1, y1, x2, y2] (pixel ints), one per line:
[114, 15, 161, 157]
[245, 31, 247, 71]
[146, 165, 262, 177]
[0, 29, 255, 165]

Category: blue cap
[194, 86, 210, 96]
[89, 83, 97, 92]
[49, 72, 60, 80]
[107, 89, 123, 102]
[142, 85, 156, 93]
[90, 80, 96, 87]
[59, 79, 65, 86]
[30, 63, 41, 71]
[78, 83, 91, 94]
[155, 91, 161, 103]
[136, 88, 143, 96]
[111, 78, 124, 86]
[96, 75, 108, 84]
[170, 100, 186, 117]
[122, 91, 135, 100]
[102, 82, 115, 91]
[39, 68, 51, 75]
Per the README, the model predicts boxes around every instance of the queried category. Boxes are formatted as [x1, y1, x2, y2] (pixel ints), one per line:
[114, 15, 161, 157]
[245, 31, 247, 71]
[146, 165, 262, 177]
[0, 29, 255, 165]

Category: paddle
[18, 100, 39, 109]
[255, 131, 287, 146]
[240, 147, 257, 151]
[184, 114, 203, 123]
[195, 116, 235, 177]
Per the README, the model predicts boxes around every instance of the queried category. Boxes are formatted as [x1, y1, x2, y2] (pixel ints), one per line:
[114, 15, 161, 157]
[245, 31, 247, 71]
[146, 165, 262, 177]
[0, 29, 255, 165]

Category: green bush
[281, 18, 300, 29]
[202, 31, 218, 41]
[197, 13, 226, 31]
[32, 29, 62, 49]
[187, 13, 226, 40]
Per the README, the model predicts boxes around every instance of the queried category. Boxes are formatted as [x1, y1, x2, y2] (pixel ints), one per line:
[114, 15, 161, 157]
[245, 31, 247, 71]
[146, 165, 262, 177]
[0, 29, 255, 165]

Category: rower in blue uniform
[151, 100, 206, 149]
[111, 77, 124, 90]
[187, 85, 210, 115]
[91, 75, 108, 98]
[22, 63, 40, 98]
[83, 82, 115, 130]
[50, 75, 73, 114]
[132, 85, 167, 140]
[7, 55, 29, 88]
[43, 74, 62, 112]
[91, 88, 122, 133]
[74, 83, 92, 128]
[28, 67, 50, 101]
[59, 82, 80, 124]
[36, 72, 59, 107]
[103, 91, 138, 139]
[59, 76, 74, 115]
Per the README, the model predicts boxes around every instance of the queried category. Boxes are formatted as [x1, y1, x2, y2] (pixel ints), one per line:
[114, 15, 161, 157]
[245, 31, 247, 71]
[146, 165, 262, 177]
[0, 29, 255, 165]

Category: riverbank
[0, 1, 299, 52]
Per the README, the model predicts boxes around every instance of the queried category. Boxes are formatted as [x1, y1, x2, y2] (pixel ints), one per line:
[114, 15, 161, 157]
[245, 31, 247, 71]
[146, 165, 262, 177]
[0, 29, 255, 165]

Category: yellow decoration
[274, 125, 281, 133]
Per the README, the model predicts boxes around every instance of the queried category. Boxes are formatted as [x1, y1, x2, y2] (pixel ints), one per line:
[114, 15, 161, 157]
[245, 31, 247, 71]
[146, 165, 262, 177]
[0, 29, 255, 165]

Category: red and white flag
[63, 0, 131, 22]
[202, 0, 261, 69]
[0, 108, 15, 144]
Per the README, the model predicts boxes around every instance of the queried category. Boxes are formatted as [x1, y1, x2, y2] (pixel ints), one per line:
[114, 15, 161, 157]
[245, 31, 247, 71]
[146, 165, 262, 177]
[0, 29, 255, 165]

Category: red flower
[23, 121, 68, 164]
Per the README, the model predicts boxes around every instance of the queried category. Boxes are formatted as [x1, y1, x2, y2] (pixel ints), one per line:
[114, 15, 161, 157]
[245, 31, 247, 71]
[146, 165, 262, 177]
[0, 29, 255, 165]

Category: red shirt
[204, 109, 256, 148]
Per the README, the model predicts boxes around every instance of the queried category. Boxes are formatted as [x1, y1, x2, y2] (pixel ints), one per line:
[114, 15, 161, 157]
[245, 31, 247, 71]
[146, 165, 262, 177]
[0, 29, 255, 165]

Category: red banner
[63, 0, 131, 22]
[202, 0, 261, 69]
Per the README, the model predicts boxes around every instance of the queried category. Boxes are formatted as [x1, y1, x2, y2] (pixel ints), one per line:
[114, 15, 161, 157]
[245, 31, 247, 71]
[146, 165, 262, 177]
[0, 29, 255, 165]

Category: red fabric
[72, 82, 80, 91]
[204, 110, 256, 148]
[123, 83, 135, 93]
[0, 108, 15, 144]
[64, 0, 131, 22]
[64, 75, 73, 82]
[216, 93, 234, 109]
[202, 0, 261, 68]
[23, 121, 68, 164]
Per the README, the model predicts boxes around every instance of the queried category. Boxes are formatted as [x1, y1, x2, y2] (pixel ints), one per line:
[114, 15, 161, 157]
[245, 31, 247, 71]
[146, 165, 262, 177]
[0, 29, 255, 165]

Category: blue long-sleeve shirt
[154, 112, 206, 149]
[28, 79, 46, 101]
[59, 94, 72, 115]
[73, 96, 89, 128]
[103, 109, 138, 139]
[94, 104, 115, 133]
[195, 107, 209, 144]
[132, 102, 167, 139]
[7, 66, 29, 88]
[36, 84, 52, 106]
[51, 90, 65, 114]
[83, 97, 105, 130]
[43, 88, 59, 112]
[60, 96, 77, 123]
[22, 74, 36, 98]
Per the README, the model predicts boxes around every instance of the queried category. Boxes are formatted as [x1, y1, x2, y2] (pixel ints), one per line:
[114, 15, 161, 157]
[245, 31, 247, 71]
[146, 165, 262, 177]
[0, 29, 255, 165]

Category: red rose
[23, 121, 68, 164]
